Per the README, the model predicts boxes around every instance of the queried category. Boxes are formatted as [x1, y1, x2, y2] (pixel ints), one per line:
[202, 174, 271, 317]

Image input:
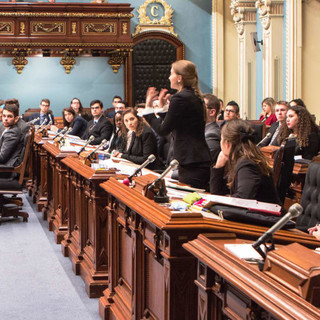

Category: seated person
[81, 99, 113, 145]
[308, 225, 320, 240]
[259, 97, 277, 125]
[104, 95, 122, 118]
[112, 108, 163, 170]
[210, 119, 280, 204]
[289, 98, 306, 108]
[0, 104, 23, 167]
[29, 98, 54, 126]
[278, 105, 320, 160]
[259, 100, 288, 147]
[70, 97, 91, 121]
[107, 111, 124, 153]
[219, 100, 240, 128]
[0, 99, 30, 137]
[203, 93, 221, 164]
[62, 107, 87, 138]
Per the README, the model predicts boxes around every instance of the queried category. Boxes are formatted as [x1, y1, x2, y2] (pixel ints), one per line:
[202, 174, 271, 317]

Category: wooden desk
[183, 233, 320, 320]
[42, 142, 78, 243]
[98, 177, 320, 320]
[60, 156, 117, 298]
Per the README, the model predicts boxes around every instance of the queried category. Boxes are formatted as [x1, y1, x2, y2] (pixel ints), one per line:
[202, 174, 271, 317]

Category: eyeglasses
[225, 109, 235, 113]
[41, 104, 50, 107]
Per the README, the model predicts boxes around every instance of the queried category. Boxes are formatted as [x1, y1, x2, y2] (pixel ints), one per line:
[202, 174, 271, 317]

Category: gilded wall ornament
[60, 49, 81, 74]
[12, 49, 29, 74]
[133, 0, 177, 37]
[32, 22, 65, 34]
[0, 22, 12, 33]
[83, 23, 115, 34]
[108, 49, 131, 73]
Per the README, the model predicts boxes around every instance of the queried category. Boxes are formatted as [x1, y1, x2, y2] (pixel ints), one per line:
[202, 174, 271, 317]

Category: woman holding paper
[210, 119, 281, 204]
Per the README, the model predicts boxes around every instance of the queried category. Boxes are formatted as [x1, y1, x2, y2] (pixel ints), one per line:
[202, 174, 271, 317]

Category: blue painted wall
[0, 0, 212, 116]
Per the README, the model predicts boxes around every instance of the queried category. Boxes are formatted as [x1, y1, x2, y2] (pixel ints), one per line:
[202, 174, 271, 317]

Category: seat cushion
[0, 178, 21, 192]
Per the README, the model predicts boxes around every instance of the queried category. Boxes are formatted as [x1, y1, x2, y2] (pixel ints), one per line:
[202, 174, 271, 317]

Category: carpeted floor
[0, 192, 101, 320]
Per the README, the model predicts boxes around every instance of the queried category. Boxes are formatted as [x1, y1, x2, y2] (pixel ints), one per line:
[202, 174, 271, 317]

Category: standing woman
[210, 119, 280, 204]
[70, 97, 91, 121]
[278, 105, 320, 160]
[259, 97, 277, 125]
[62, 107, 87, 138]
[113, 108, 163, 170]
[143, 60, 211, 189]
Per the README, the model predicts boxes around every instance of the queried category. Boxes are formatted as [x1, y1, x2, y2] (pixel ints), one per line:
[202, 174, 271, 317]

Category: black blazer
[120, 126, 163, 170]
[295, 131, 320, 160]
[81, 116, 113, 145]
[69, 116, 87, 138]
[259, 121, 280, 147]
[29, 112, 54, 126]
[205, 121, 221, 164]
[210, 158, 280, 204]
[144, 88, 211, 166]
[0, 125, 23, 166]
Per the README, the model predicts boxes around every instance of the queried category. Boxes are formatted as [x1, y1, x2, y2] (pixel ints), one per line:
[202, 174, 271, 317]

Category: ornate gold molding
[230, 0, 256, 35]
[256, 0, 284, 30]
[0, 22, 13, 35]
[60, 49, 82, 74]
[0, 12, 133, 19]
[0, 42, 133, 48]
[31, 22, 65, 35]
[20, 22, 26, 35]
[108, 49, 131, 73]
[12, 48, 30, 74]
[133, 0, 177, 37]
[83, 22, 116, 34]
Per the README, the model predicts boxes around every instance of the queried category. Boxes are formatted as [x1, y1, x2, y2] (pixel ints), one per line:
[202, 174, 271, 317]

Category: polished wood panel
[98, 177, 320, 320]
[183, 233, 320, 320]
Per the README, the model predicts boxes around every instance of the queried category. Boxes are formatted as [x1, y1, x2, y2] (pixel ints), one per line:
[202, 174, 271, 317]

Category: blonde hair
[172, 60, 206, 120]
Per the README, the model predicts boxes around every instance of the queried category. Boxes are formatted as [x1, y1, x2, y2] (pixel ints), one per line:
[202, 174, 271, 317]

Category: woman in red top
[259, 97, 277, 125]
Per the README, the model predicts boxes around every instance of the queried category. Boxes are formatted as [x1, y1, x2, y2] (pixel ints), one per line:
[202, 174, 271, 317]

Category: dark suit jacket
[29, 112, 54, 126]
[81, 115, 113, 145]
[120, 126, 163, 170]
[144, 87, 211, 166]
[69, 116, 87, 138]
[205, 121, 221, 164]
[0, 125, 23, 166]
[295, 131, 320, 160]
[210, 158, 280, 204]
[258, 121, 280, 147]
[0, 118, 30, 138]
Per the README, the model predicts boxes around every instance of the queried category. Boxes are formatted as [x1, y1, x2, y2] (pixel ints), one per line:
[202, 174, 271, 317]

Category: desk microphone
[53, 126, 68, 140]
[28, 117, 40, 125]
[123, 154, 156, 185]
[77, 135, 95, 155]
[148, 159, 179, 191]
[86, 139, 108, 159]
[36, 118, 48, 132]
[48, 113, 53, 125]
[58, 127, 72, 143]
[257, 132, 271, 147]
[252, 203, 303, 259]
[39, 120, 52, 134]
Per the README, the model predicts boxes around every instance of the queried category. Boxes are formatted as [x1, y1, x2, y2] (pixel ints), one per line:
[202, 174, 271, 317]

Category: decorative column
[230, 0, 257, 119]
[256, 0, 284, 100]
[211, 0, 224, 99]
[285, 0, 302, 101]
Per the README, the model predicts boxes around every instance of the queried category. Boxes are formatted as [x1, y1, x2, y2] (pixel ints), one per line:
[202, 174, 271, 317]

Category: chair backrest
[247, 120, 266, 144]
[296, 162, 320, 232]
[16, 128, 34, 185]
[272, 138, 296, 204]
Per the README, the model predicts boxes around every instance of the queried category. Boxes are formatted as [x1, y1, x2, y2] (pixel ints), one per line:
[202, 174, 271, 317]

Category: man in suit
[259, 100, 288, 147]
[82, 99, 113, 145]
[0, 104, 23, 167]
[203, 93, 221, 165]
[104, 95, 122, 119]
[219, 100, 240, 129]
[29, 98, 54, 126]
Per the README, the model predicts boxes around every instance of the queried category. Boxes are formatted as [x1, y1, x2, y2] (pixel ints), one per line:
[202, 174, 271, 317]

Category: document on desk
[224, 243, 264, 261]
[200, 194, 281, 215]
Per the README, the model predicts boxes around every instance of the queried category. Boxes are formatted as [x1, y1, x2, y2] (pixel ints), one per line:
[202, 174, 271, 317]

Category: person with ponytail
[143, 60, 211, 189]
[210, 119, 280, 204]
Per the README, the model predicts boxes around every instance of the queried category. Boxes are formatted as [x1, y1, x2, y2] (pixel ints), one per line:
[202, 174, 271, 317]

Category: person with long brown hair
[210, 119, 280, 204]
[143, 60, 211, 189]
[70, 97, 91, 121]
[62, 107, 87, 138]
[277, 105, 320, 160]
[112, 108, 162, 170]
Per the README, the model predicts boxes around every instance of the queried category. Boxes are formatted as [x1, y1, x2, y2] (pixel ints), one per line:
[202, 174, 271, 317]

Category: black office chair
[272, 138, 296, 205]
[296, 161, 320, 232]
[0, 129, 33, 223]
